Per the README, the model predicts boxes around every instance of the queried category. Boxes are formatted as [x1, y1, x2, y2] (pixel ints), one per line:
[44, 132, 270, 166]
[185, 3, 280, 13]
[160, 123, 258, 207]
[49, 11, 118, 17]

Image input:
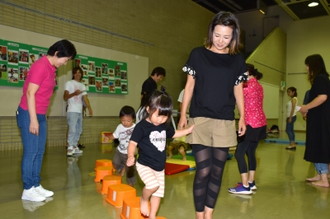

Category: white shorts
[136, 162, 165, 197]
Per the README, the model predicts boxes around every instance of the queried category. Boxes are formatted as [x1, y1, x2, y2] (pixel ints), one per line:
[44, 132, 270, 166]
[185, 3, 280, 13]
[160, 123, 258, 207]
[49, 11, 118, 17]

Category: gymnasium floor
[0, 133, 329, 219]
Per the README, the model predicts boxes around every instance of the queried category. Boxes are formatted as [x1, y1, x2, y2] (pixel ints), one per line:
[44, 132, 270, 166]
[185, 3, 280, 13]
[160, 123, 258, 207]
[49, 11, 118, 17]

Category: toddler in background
[126, 91, 194, 219]
[108, 105, 136, 186]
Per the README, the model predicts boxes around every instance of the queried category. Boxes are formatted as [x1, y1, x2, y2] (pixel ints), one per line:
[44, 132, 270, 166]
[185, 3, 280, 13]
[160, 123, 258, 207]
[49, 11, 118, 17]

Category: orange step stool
[95, 166, 113, 182]
[106, 184, 136, 208]
[95, 159, 113, 168]
[101, 175, 122, 194]
[120, 196, 145, 219]
[120, 196, 166, 219]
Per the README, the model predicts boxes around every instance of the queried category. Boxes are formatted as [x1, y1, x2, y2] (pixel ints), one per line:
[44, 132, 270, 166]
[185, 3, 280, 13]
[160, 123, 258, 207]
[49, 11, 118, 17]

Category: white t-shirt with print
[113, 123, 135, 154]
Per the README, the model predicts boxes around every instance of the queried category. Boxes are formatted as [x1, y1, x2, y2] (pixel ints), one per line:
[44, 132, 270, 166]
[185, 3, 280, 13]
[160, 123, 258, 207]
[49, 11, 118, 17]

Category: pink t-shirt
[243, 77, 267, 128]
[19, 56, 56, 114]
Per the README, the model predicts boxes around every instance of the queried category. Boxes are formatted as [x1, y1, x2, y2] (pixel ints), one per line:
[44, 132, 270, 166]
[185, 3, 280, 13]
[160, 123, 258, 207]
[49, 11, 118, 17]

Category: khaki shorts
[187, 117, 237, 147]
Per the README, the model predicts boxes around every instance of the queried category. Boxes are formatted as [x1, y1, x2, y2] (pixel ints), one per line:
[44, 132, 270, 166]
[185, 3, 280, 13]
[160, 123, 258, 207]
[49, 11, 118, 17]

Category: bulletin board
[0, 39, 48, 87]
[74, 55, 128, 95]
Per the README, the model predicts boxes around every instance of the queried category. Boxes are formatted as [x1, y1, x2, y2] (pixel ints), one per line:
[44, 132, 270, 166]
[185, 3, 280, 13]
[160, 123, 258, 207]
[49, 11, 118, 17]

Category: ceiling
[193, 0, 330, 20]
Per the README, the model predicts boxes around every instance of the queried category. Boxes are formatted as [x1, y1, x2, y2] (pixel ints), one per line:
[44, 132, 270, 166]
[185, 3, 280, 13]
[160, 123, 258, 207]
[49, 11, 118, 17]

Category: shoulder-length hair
[204, 11, 241, 55]
[305, 54, 329, 84]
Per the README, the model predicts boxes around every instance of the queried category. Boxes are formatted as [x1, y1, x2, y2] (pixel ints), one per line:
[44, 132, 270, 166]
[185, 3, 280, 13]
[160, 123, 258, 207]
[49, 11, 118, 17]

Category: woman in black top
[300, 54, 330, 188]
[178, 11, 247, 219]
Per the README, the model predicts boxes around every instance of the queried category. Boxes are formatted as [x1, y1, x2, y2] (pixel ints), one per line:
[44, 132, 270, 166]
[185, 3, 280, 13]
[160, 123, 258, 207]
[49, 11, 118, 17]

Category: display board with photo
[0, 39, 48, 87]
[74, 54, 128, 95]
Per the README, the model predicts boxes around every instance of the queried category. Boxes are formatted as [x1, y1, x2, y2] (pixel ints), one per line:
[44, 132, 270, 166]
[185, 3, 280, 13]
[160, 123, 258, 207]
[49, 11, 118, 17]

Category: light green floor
[0, 133, 329, 219]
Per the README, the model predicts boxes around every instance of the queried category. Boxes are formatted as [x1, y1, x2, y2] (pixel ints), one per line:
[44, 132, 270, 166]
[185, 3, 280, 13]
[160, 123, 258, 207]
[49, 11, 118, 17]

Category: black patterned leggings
[192, 144, 228, 212]
[234, 140, 258, 173]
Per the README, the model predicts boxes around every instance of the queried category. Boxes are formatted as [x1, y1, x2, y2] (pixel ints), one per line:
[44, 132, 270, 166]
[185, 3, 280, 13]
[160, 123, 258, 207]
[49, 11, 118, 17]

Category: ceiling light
[308, 2, 319, 7]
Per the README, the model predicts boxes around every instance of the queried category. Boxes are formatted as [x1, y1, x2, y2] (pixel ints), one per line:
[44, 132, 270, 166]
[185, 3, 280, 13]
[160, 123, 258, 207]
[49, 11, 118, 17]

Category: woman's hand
[178, 116, 188, 129]
[237, 118, 246, 136]
[126, 156, 135, 167]
[300, 105, 308, 114]
[29, 118, 39, 135]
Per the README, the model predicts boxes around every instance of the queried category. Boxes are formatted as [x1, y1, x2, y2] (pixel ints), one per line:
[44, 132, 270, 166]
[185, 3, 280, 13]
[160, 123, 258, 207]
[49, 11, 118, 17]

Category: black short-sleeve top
[183, 47, 247, 120]
[131, 119, 175, 171]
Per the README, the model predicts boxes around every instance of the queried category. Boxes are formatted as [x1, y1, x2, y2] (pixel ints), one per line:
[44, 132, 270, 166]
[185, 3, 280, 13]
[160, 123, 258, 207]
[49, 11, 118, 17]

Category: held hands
[126, 156, 135, 167]
[299, 105, 308, 119]
[73, 89, 82, 96]
[299, 105, 308, 114]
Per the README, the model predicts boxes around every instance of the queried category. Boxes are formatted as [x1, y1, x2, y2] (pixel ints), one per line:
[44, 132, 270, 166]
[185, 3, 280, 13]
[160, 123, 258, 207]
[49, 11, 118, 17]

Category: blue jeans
[285, 116, 296, 143]
[67, 112, 83, 147]
[16, 107, 47, 189]
[314, 163, 329, 174]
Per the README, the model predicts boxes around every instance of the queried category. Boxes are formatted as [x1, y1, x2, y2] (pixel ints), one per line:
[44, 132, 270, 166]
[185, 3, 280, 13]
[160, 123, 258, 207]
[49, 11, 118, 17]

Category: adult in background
[141, 66, 166, 99]
[64, 67, 93, 156]
[178, 11, 247, 219]
[300, 54, 330, 188]
[17, 39, 76, 202]
[228, 63, 267, 195]
[285, 87, 298, 150]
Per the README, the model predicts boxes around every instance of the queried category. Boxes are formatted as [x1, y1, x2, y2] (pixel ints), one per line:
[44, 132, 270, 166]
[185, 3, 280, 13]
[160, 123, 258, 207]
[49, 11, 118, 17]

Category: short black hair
[47, 39, 77, 59]
[151, 66, 166, 77]
[119, 105, 136, 120]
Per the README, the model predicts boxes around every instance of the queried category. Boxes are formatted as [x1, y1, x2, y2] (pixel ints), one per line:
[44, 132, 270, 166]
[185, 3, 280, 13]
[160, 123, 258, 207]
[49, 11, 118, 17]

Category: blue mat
[264, 138, 305, 145]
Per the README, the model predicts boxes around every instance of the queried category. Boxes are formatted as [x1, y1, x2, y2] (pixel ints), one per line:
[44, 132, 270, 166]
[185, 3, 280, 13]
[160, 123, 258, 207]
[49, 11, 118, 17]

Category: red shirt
[19, 56, 56, 114]
[243, 77, 267, 128]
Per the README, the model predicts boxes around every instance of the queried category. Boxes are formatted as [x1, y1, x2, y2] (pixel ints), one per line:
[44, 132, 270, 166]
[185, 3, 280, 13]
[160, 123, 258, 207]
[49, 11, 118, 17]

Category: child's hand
[186, 124, 194, 134]
[126, 156, 135, 167]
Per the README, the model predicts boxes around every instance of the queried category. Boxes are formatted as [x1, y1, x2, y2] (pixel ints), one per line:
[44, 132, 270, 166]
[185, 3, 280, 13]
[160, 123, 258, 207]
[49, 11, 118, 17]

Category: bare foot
[306, 175, 321, 182]
[311, 181, 330, 188]
[140, 198, 149, 217]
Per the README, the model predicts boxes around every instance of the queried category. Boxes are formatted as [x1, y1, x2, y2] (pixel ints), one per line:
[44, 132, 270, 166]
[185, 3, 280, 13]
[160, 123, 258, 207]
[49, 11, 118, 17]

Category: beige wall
[0, 0, 213, 115]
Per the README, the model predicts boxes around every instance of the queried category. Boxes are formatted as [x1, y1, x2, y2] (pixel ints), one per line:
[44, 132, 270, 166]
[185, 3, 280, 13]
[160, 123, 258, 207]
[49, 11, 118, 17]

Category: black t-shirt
[141, 76, 157, 96]
[183, 47, 246, 120]
[131, 119, 175, 171]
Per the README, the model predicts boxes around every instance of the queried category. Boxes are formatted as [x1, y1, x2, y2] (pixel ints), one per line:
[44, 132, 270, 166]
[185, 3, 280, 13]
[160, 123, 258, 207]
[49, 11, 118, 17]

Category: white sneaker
[73, 146, 83, 154]
[34, 185, 54, 198]
[67, 147, 74, 156]
[22, 187, 46, 202]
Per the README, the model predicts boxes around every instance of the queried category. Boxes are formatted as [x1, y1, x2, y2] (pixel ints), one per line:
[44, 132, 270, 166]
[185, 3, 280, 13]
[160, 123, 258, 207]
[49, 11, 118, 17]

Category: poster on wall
[0, 39, 48, 87]
[74, 54, 128, 95]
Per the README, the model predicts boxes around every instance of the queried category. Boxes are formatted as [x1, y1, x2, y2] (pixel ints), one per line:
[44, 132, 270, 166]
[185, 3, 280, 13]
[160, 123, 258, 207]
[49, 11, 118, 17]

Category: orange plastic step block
[95, 166, 113, 182]
[120, 196, 166, 219]
[95, 159, 113, 168]
[106, 184, 136, 208]
[120, 196, 145, 219]
[101, 175, 122, 194]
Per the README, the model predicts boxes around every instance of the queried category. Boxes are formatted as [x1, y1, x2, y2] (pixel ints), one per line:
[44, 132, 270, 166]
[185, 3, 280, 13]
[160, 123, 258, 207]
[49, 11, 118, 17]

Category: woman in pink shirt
[228, 63, 267, 195]
[16, 39, 76, 202]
